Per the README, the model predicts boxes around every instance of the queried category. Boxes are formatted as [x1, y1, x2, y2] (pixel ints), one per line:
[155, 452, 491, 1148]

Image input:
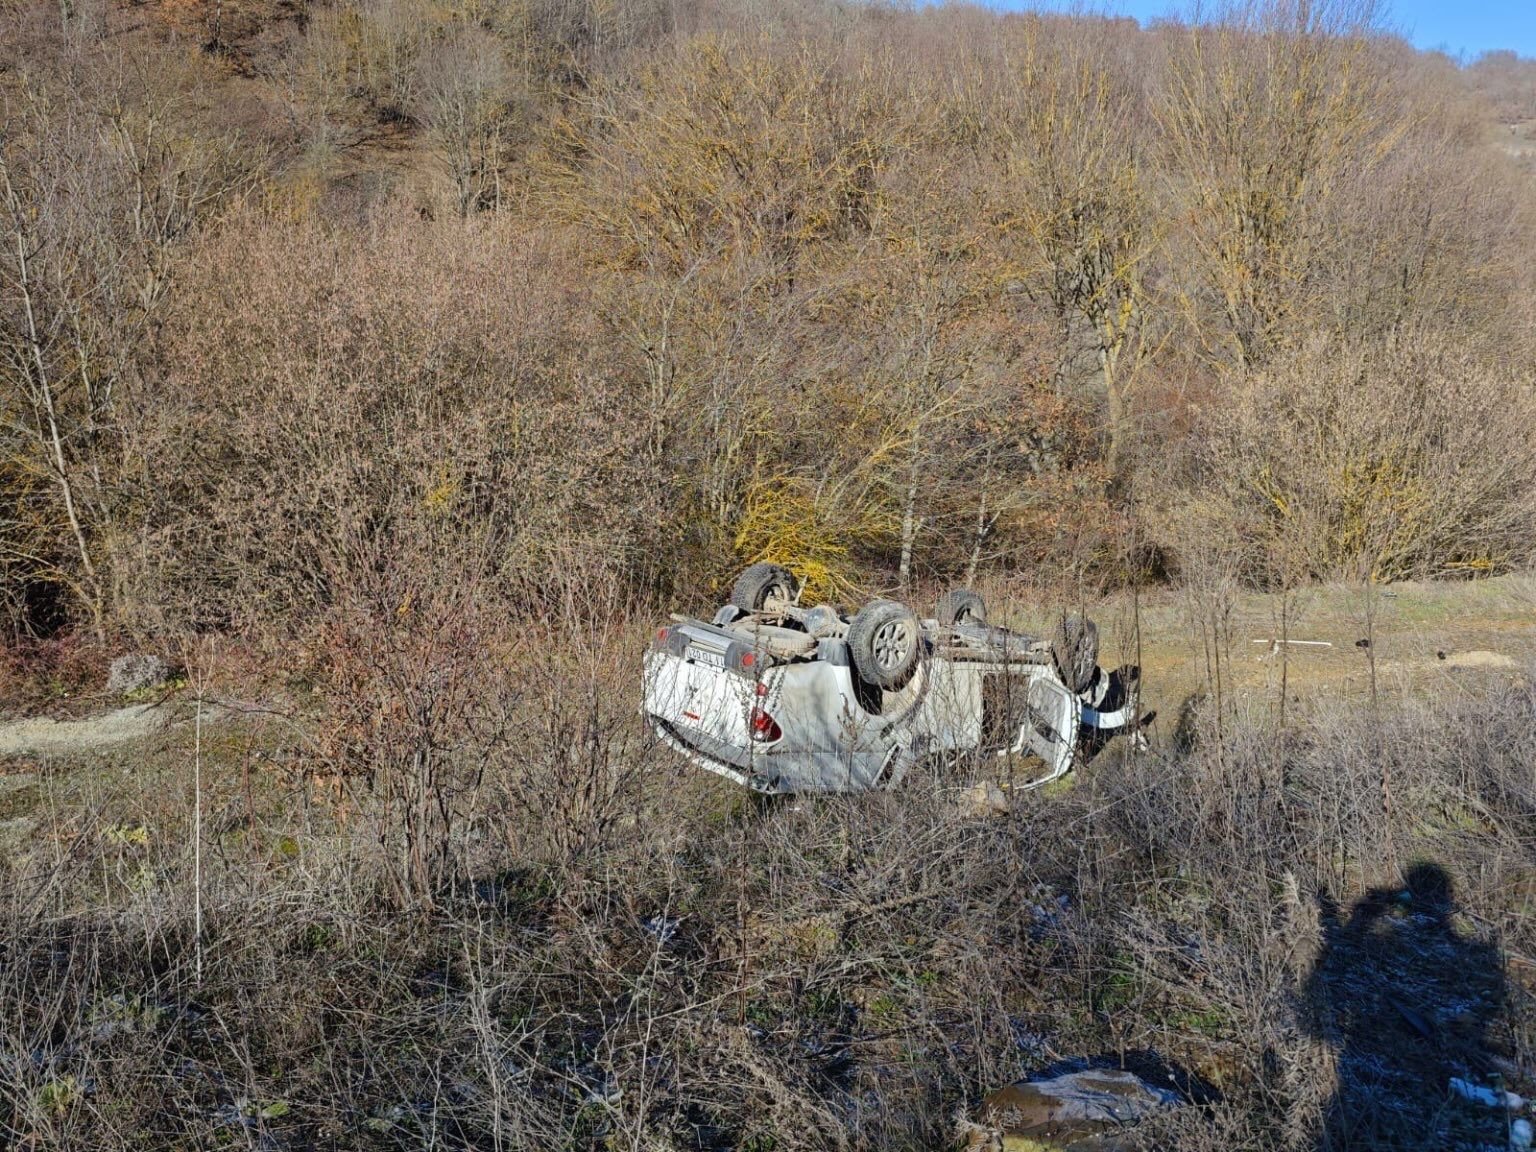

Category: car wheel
[848, 598, 920, 690]
[936, 588, 987, 626]
[1050, 613, 1099, 695]
[730, 563, 796, 612]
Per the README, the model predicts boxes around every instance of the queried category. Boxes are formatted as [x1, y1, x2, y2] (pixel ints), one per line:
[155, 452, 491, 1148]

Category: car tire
[847, 598, 921, 690]
[730, 563, 796, 612]
[936, 588, 987, 626]
[1051, 613, 1099, 695]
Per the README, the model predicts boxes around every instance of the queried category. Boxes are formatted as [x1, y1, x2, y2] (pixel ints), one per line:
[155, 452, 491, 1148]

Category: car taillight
[748, 707, 782, 743]
[653, 627, 690, 657]
[726, 642, 772, 676]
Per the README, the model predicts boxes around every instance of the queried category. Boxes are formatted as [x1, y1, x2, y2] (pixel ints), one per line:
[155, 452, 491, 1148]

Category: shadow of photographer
[1304, 862, 1511, 1150]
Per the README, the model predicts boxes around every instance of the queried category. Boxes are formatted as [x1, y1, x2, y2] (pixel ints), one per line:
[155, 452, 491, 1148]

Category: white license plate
[689, 646, 725, 668]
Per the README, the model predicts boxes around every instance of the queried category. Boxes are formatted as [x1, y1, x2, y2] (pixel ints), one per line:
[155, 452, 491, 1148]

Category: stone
[959, 779, 1010, 816]
[1441, 650, 1519, 671]
[979, 1068, 1180, 1150]
[107, 654, 171, 696]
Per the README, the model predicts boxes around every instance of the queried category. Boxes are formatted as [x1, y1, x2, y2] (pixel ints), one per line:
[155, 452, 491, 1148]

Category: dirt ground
[0, 703, 167, 758]
[992, 574, 1536, 750]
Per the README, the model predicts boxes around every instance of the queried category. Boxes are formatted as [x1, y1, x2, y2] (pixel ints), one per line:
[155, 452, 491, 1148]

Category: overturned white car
[643, 564, 1150, 794]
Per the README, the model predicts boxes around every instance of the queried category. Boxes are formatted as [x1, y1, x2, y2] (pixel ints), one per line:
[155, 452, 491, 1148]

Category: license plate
[689, 646, 725, 668]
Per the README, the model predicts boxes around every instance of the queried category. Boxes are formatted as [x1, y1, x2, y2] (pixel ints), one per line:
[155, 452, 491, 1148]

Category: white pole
[194, 684, 203, 987]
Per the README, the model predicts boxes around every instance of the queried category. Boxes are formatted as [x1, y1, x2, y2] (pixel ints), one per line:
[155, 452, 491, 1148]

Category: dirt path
[990, 575, 1535, 737]
[0, 704, 166, 757]
[1122, 577, 1535, 732]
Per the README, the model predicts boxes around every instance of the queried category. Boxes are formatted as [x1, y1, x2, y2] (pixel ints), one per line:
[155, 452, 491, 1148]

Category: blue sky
[988, 0, 1536, 60]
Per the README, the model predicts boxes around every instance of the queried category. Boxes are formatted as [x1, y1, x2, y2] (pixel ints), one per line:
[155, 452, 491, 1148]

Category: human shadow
[1304, 863, 1509, 1150]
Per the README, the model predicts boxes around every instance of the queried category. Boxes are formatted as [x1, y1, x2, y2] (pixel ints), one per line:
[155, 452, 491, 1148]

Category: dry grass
[0, 585, 1531, 1150]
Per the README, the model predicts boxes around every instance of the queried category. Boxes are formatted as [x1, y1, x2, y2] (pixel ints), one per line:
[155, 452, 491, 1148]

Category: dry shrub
[0, 30, 255, 636]
[2, 657, 1530, 1150]
[1469, 49, 1536, 124]
[314, 523, 509, 907]
[1073, 676, 1535, 1150]
[1154, 334, 1536, 584]
[128, 208, 683, 903]
[546, 30, 898, 275]
[14, 0, 1536, 637]
[311, 555, 661, 905]
[480, 583, 662, 876]
[731, 474, 897, 604]
[135, 207, 656, 631]
[0, 632, 105, 715]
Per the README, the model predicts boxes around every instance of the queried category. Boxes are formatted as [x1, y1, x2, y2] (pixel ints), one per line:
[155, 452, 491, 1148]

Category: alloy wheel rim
[872, 619, 913, 670]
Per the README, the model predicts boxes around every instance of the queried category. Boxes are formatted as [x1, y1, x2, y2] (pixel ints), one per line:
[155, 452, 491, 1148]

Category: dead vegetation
[5, 0, 1536, 635]
[2, 0, 1535, 1147]
[0, 637, 1531, 1149]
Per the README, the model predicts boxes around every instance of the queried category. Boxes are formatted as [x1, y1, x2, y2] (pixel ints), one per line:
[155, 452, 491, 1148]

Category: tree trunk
[898, 477, 919, 592]
[6, 188, 104, 635]
[1103, 348, 1126, 499]
[966, 492, 990, 586]
[966, 446, 994, 584]
[1098, 298, 1136, 504]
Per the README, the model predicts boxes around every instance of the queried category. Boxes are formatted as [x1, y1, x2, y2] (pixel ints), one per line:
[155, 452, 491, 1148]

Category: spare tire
[847, 598, 921, 690]
[936, 588, 987, 626]
[1051, 613, 1099, 695]
[730, 563, 796, 612]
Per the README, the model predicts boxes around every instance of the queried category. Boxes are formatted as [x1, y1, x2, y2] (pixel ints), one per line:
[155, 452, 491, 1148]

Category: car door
[1019, 673, 1080, 785]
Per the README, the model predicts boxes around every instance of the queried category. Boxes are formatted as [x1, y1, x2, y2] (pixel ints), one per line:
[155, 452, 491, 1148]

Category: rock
[107, 654, 171, 696]
[1440, 650, 1519, 671]
[980, 1068, 1180, 1150]
[959, 780, 1010, 816]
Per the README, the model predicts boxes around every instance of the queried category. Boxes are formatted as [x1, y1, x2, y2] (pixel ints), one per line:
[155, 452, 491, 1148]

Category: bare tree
[1155, 0, 1388, 370]
[416, 27, 519, 217]
[994, 19, 1156, 496]
[0, 47, 244, 633]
